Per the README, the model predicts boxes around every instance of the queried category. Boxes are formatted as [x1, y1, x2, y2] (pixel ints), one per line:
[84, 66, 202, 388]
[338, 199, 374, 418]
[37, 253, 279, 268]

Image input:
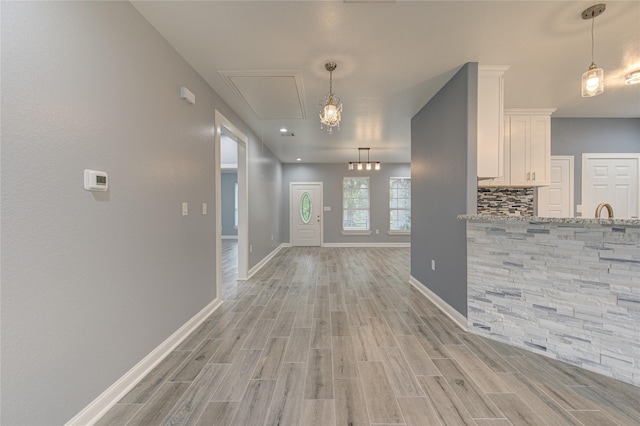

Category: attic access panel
[219, 70, 307, 120]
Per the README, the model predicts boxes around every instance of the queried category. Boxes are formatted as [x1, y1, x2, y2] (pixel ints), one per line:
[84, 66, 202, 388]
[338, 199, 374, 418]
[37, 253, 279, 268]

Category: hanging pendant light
[347, 148, 381, 171]
[581, 4, 606, 97]
[319, 62, 342, 134]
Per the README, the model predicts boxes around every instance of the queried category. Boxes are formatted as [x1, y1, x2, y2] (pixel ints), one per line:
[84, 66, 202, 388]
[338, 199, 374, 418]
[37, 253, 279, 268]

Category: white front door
[537, 156, 574, 217]
[290, 182, 322, 246]
[582, 154, 640, 219]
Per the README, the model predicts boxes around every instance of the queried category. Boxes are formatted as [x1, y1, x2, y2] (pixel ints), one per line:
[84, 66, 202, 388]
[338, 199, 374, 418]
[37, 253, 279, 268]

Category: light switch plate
[182, 202, 188, 216]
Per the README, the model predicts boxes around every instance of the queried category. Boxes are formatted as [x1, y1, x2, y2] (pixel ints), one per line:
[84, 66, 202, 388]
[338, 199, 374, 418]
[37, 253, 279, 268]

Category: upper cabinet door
[503, 109, 555, 187]
[477, 65, 509, 179]
[509, 115, 531, 186]
[478, 118, 510, 187]
[529, 115, 551, 186]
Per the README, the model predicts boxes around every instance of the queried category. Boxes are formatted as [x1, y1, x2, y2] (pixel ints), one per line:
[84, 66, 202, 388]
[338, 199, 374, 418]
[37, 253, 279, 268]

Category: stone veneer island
[459, 215, 640, 387]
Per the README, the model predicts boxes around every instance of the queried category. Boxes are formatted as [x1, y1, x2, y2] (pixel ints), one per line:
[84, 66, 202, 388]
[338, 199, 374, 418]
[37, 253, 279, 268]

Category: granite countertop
[458, 214, 640, 227]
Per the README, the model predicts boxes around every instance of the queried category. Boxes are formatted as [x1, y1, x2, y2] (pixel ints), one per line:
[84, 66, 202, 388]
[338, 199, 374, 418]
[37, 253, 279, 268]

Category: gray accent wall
[410, 63, 478, 318]
[249, 147, 283, 265]
[550, 118, 640, 207]
[1, 2, 281, 424]
[282, 163, 411, 244]
[221, 171, 238, 236]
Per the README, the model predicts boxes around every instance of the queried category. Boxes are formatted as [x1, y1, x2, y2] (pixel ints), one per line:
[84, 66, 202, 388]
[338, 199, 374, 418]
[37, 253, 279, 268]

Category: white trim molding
[66, 298, 223, 426]
[221, 235, 239, 240]
[323, 242, 410, 248]
[409, 275, 468, 331]
[387, 230, 411, 236]
[246, 243, 288, 279]
[214, 109, 249, 287]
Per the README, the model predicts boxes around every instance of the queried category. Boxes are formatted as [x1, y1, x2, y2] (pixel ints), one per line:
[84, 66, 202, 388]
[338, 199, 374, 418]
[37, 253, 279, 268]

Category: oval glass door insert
[300, 192, 312, 223]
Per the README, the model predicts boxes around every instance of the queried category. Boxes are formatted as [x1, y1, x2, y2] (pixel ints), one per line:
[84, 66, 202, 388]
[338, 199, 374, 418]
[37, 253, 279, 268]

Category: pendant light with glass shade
[581, 4, 606, 97]
[319, 62, 342, 134]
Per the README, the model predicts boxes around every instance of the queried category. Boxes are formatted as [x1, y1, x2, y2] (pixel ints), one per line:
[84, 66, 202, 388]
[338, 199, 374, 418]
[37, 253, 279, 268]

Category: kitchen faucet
[595, 202, 614, 219]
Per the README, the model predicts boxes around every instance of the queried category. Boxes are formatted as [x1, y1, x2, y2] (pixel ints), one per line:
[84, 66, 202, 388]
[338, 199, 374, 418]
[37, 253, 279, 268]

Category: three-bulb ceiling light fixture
[348, 148, 380, 171]
[319, 62, 342, 134]
[581, 4, 606, 97]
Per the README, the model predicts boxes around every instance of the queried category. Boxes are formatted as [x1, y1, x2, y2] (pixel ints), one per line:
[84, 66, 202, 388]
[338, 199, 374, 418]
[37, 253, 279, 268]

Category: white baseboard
[66, 298, 223, 426]
[409, 275, 468, 331]
[221, 235, 238, 240]
[322, 242, 411, 248]
[246, 243, 288, 279]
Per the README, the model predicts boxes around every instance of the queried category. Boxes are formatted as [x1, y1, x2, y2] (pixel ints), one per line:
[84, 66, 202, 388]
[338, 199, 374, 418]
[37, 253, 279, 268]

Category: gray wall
[249, 146, 283, 265]
[550, 118, 640, 208]
[282, 163, 411, 244]
[410, 63, 478, 318]
[1, 2, 281, 424]
[221, 171, 238, 236]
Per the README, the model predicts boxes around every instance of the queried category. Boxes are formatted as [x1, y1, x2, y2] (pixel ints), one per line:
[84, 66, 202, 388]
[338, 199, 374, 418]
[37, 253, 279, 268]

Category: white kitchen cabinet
[477, 65, 509, 179]
[508, 111, 553, 186]
[479, 108, 555, 187]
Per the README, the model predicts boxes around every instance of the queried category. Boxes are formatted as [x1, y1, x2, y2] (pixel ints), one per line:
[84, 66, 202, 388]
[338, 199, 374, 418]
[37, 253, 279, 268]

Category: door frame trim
[215, 110, 249, 295]
[581, 153, 640, 219]
[289, 181, 323, 247]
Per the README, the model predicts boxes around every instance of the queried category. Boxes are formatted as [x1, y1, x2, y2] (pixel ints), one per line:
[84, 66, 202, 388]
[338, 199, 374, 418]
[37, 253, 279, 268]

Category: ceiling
[131, 1, 640, 164]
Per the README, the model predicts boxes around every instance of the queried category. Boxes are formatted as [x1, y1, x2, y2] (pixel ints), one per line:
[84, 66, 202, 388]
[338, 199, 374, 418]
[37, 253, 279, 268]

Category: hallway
[97, 247, 640, 425]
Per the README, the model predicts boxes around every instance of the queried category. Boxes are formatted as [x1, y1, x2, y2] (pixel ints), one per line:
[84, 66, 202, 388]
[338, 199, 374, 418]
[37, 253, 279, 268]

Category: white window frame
[389, 177, 411, 235]
[342, 176, 372, 235]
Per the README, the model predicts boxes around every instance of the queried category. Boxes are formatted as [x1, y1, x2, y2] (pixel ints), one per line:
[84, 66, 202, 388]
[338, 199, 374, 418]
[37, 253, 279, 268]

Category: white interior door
[290, 182, 322, 246]
[537, 156, 574, 217]
[582, 154, 639, 219]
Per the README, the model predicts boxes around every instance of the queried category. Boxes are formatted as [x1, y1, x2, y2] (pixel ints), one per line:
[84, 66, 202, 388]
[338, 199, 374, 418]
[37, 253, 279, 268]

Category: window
[390, 177, 411, 232]
[234, 182, 238, 229]
[343, 177, 370, 231]
[300, 192, 312, 224]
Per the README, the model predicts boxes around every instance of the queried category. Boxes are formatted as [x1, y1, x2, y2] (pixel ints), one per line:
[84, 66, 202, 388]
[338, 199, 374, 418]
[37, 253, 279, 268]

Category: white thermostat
[84, 169, 108, 191]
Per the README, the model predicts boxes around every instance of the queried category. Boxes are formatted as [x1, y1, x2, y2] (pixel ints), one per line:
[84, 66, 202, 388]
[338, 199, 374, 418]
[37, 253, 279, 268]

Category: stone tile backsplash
[477, 188, 534, 216]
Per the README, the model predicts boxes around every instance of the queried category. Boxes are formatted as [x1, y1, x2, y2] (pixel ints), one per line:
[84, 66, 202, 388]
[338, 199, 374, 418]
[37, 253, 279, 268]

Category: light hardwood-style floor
[98, 245, 640, 426]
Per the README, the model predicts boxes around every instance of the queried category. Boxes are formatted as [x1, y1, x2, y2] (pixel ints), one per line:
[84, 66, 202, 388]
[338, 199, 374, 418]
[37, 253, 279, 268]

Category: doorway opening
[220, 134, 239, 291]
[215, 110, 248, 300]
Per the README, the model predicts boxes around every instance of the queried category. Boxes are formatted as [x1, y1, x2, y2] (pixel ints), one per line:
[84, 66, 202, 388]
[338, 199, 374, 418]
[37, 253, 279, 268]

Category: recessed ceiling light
[296, 158, 302, 162]
[280, 128, 287, 133]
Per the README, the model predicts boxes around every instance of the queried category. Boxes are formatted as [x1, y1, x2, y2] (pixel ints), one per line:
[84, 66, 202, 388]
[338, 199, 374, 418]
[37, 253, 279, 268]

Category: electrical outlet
[375, 229, 379, 234]
[431, 260, 436, 271]
[249, 244, 253, 253]
[202, 202, 207, 215]
[182, 202, 188, 216]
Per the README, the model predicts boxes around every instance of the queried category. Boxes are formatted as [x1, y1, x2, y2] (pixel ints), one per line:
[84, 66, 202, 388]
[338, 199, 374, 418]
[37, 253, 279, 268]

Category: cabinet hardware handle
[527, 172, 530, 181]
[533, 171, 536, 181]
